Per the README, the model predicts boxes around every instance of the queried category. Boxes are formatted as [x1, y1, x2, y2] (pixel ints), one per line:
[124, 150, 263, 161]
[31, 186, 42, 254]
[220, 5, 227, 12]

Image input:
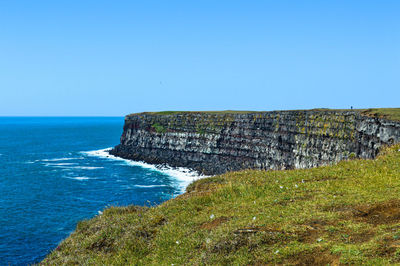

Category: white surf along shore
[81, 147, 208, 193]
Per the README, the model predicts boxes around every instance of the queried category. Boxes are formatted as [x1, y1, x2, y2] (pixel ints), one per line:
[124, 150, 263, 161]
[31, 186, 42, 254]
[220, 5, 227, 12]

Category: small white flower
[317, 238, 323, 242]
[279, 185, 283, 189]
[253, 216, 256, 221]
[295, 184, 298, 188]
[210, 214, 215, 219]
[176, 241, 180, 245]
[302, 179, 305, 183]
[253, 201, 256, 204]
[206, 238, 211, 244]
[275, 250, 280, 254]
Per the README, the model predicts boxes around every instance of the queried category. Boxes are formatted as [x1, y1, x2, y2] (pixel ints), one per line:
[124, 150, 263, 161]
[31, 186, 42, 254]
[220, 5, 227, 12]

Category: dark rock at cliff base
[110, 110, 400, 175]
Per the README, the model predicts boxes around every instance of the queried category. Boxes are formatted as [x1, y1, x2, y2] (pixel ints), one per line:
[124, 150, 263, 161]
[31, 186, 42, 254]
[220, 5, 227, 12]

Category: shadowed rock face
[110, 110, 400, 175]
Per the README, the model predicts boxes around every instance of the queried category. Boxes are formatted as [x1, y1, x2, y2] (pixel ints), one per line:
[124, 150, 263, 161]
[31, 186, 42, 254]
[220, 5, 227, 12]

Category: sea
[0, 117, 202, 265]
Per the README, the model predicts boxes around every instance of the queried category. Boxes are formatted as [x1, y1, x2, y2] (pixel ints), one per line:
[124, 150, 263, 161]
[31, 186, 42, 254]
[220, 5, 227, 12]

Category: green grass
[128, 108, 400, 122]
[131, 110, 264, 116]
[41, 144, 400, 265]
[151, 123, 166, 133]
[360, 108, 400, 122]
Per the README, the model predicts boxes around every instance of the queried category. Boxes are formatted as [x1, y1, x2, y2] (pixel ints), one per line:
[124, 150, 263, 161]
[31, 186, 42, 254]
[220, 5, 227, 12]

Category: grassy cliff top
[130, 110, 263, 116]
[42, 144, 400, 265]
[128, 108, 400, 122]
[360, 108, 400, 121]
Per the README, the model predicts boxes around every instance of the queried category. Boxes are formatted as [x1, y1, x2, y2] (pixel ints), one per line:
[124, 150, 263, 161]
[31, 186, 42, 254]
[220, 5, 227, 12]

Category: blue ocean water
[0, 117, 200, 265]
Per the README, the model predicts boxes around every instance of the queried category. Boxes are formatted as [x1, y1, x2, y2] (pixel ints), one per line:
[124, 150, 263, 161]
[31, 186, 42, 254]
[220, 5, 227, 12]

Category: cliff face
[110, 110, 400, 175]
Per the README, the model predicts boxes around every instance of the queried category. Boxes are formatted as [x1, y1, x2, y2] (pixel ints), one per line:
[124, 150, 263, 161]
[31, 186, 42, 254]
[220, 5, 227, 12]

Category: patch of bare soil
[376, 235, 400, 259]
[339, 230, 375, 244]
[353, 199, 400, 225]
[275, 195, 314, 206]
[89, 236, 115, 253]
[210, 234, 251, 254]
[234, 226, 291, 245]
[200, 217, 229, 230]
[286, 249, 340, 266]
[297, 218, 374, 246]
[324, 199, 400, 226]
[297, 220, 329, 243]
[211, 226, 291, 254]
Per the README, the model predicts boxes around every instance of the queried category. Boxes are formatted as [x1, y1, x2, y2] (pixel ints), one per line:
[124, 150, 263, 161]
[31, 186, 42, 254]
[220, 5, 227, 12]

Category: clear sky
[0, 1, 399, 116]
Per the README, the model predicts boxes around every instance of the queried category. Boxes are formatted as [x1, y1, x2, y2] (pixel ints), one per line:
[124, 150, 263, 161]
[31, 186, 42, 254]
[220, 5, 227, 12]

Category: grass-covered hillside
[42, 144, 400, 265]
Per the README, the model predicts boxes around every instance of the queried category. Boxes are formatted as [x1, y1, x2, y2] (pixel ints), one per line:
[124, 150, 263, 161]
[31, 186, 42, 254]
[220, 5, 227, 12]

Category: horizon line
[0, 115, 125, 117]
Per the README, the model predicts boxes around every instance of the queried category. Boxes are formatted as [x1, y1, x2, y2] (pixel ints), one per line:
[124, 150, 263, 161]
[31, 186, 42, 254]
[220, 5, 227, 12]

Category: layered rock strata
[110, 110, 400, 175]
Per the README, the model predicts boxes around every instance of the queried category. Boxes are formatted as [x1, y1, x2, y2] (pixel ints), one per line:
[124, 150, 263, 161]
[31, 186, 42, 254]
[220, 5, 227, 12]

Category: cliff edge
[110, 109, 400, 175]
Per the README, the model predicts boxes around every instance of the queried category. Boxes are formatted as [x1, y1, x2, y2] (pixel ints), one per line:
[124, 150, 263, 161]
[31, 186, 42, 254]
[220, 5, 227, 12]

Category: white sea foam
[42, 157, 83, 162]
[134, 184, 168, 188]
[45, 163, 103, 170]
[80, 166, 104, 170]
[65, 166, 104, 170]
[82, 147, 207, 192]
[81, 148, 116, 159]
[44, 163, 77, 167]
[25, 157, 83, 164]
[66, 176, 91, 181]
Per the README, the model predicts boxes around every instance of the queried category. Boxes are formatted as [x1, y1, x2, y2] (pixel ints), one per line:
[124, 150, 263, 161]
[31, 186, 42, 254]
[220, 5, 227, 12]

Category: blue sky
[0, 1, 399, 116]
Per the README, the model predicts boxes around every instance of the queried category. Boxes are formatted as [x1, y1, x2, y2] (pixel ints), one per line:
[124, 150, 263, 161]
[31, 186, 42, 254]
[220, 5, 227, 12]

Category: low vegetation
[133, 110, 263, 116]
[360, 108, 400, 122]
[130, 108, 400, 122]
[151, 123, 166, 133]
[42, 144, 400, 265]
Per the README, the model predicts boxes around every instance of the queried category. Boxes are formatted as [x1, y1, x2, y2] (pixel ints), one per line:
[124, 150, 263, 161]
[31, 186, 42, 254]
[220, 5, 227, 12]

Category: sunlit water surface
[0, 117, 201, 265]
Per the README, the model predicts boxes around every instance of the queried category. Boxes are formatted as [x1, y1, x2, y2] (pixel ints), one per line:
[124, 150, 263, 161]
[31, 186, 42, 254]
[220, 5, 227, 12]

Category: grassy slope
[43, 144, 400, 265]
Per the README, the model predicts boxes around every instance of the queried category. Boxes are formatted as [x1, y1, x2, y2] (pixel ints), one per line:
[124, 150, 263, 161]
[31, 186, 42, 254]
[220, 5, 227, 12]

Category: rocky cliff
[110, 110, 400, 175]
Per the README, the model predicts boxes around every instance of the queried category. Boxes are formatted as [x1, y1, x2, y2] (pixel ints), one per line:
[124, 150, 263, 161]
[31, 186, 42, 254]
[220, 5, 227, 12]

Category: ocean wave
[81, 148, 116, 159]
[134, 184, 168, 188]
[68, 166, 104, 170]
[65, 176, 91, 181]
[42, 157, 83, 162]
[81, 148, 159, 171]
[25, 157, 84, 164]
[44, 163, 77, 166]
[82, 147, 207, 192]
[79, 166, 104, 170]
[45, 164, 104, 170]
